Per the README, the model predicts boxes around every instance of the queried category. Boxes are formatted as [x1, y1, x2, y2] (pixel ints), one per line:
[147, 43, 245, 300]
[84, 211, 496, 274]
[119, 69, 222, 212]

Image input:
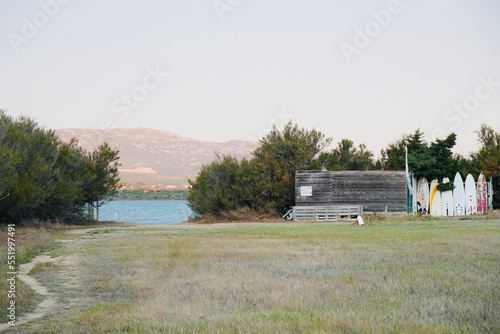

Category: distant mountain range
[55, 128, 259, 187]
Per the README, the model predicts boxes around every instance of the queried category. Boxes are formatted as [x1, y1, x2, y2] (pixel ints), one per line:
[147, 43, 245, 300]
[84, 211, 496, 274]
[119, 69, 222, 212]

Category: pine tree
[83, 143, 121, 221]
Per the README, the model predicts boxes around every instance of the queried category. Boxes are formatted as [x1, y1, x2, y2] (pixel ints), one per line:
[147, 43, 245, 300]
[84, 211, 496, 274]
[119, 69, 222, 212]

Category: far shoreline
[110, 198, 188, 201]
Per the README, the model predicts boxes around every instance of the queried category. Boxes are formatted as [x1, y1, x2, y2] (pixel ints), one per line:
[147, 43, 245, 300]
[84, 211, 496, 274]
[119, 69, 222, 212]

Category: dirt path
[0, 224, 189, 332]
[0, 228, 105, 333]
[0, 255, 57, 332]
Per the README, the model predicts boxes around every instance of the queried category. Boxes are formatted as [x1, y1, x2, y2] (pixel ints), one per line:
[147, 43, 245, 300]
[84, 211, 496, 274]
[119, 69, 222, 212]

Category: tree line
[114, 189, 189, 201]
[0, 111, 121, 224]
[188, 121, 500, 217]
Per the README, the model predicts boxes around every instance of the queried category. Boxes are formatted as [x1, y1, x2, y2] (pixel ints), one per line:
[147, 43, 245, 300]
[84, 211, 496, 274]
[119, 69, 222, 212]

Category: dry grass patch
[188, 207, 281, 223]
[487, 209, 500, 219]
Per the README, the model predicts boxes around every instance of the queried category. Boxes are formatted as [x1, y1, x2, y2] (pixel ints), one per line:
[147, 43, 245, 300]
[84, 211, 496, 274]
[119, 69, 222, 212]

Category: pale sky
[1, 0, 499, 157]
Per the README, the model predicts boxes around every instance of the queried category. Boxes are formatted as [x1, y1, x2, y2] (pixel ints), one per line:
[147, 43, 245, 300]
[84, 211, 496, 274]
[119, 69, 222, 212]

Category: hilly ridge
[55, 128, 258, 186]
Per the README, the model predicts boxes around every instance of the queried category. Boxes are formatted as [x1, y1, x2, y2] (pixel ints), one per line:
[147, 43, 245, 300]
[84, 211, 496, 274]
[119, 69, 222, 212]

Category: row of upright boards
[415, 172, 493, 216]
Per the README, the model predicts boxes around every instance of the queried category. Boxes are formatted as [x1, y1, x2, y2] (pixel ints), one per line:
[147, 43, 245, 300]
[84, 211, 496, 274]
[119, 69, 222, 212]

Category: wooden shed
[295, 170, 408, 217]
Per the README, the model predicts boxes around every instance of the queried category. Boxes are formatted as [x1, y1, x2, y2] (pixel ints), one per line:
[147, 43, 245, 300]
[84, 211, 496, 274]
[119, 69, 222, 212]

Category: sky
[1, 0, 500, 158]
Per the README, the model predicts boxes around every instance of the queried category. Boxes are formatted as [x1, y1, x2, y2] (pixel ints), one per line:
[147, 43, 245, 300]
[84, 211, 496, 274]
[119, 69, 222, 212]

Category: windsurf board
[464, 174, 477, 215]
[453, 172, 465, 216]
[430, 179, 442, 216]
[412, 175, 417, 214]
[441, 177, 453, 216]
[477, 173, 487, 215]
[417, 177, 429, 215]
[488, 176, 493, 211]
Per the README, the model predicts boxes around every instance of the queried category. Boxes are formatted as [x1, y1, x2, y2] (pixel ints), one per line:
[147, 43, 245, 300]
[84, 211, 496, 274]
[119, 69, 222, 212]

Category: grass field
[2, 218, 500, 333]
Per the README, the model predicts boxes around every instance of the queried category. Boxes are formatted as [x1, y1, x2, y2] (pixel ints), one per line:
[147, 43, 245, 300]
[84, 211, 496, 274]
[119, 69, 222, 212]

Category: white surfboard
[464, 174, 477, 215]
[488, 176, 493, 211]
[412, 175, 417, 214]
[453, 172, 465, 216]
[430, 179, 442, 216]
[417, 177, 429, 214]
[441, 177, 453, 216]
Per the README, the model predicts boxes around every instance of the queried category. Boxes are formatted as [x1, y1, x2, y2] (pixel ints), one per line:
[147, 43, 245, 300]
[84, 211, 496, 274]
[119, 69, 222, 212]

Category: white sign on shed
[300, 186, 312, 197]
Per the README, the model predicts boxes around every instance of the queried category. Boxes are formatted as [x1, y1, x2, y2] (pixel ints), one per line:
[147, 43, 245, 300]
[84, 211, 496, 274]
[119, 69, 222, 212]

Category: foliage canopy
[0, 110, 120, 223]
[188, 122, 330, 216]
[189, 123, 500, 218]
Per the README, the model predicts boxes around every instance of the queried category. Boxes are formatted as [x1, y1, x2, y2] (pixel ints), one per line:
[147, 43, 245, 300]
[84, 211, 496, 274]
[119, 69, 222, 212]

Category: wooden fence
[292, 205, 362, 221]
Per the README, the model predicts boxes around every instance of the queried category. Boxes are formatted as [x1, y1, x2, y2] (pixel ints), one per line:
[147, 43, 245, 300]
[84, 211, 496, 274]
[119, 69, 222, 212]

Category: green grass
[5, 219, 500, 333]
[28, 262, 61, 276]
[87, 229, 116, 235]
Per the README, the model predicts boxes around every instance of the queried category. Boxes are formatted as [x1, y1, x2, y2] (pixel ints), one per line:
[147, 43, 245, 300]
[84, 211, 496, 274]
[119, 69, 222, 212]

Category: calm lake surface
[98, 200, 193, 224]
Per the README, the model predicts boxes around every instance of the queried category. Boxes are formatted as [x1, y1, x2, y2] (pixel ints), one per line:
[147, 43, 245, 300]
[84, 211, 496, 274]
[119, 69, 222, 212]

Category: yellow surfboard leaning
[430, 179, 442, 216]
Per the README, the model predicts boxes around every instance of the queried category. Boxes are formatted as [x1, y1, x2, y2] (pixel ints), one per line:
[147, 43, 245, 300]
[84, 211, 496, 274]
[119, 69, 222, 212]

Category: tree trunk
[88, 203, 93, 220]
[96, 202, 99, 222]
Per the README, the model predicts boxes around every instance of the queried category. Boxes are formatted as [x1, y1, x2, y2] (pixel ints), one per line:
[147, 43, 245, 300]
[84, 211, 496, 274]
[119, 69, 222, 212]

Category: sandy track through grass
[1, 226, 132, 333]
[0, 255, 57, 332]
[16, 255, 57, 324]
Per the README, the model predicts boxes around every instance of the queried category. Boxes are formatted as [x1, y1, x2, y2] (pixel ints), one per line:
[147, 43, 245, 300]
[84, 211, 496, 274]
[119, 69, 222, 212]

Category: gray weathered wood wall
[295, 170, 408, 213]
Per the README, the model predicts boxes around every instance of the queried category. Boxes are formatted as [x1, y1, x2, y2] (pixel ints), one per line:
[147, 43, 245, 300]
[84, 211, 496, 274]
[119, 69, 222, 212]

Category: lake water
[98, 200, 193, 224]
